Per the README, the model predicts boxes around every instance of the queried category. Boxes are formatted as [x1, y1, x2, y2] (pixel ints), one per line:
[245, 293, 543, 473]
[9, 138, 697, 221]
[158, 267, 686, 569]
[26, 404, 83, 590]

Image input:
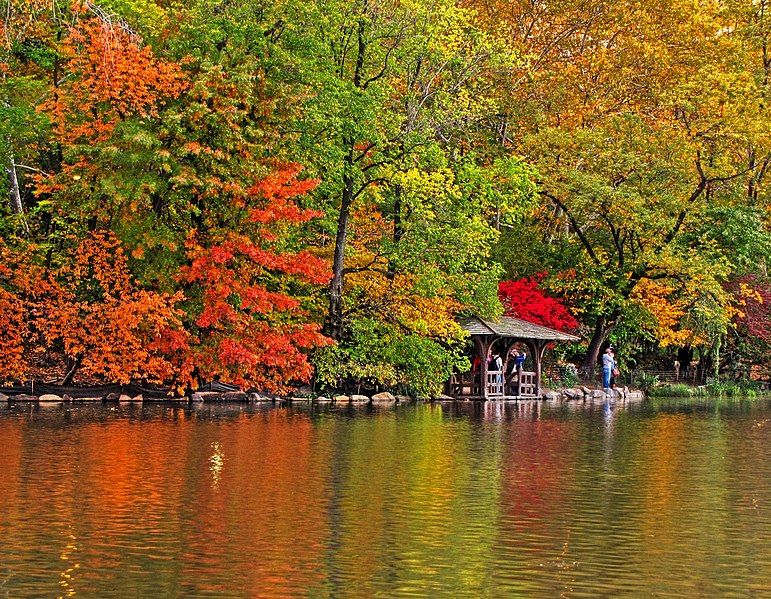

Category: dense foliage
[1, 0, 769, 391]
[499, 277, 578, 333]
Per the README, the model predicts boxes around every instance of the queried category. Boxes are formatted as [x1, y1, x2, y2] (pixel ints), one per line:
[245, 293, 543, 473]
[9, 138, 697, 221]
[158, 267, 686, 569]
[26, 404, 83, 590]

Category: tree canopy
[1, 0, 769, 391]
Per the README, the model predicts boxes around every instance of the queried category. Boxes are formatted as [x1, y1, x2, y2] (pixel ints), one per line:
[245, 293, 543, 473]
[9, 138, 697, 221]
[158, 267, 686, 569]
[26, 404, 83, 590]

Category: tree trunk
[327, 163, 354, 341]
[326, 8, 368, 340]
[60, 356, 81, 386]
[6, 154, 23, 214]
[386, 183, 403, 280]
[5, 153, 29, 235]
[712, 336, 722, 383]
[580, 314, 614, 378]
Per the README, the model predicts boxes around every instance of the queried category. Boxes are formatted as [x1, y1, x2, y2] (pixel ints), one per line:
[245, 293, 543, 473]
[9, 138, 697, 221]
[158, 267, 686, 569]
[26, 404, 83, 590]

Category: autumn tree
[471, 0, 771, 375]
[0, 242, 33, 381]
[179, 165, 331, 393]
[282, 0, 518, 338]
[730, 275, 771, 379]
[0, 232, 186, 385]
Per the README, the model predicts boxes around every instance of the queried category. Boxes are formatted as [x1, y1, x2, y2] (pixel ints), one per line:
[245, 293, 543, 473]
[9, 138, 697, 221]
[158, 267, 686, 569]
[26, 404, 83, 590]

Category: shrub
[648, 383, 694, 397]
[557, 363, 580, 387]
[633, 371, 660, 392]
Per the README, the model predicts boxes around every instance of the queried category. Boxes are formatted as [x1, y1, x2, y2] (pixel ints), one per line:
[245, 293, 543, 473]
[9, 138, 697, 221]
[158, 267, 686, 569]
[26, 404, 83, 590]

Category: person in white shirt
[602, 347, 615, 391]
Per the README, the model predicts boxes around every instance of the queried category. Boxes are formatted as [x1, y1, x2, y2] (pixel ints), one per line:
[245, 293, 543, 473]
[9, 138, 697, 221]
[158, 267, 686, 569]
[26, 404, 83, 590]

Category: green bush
[706, 381, 760, 397]
[648, 383, 694, 397]
[633, 371, 660, 392]
[645, 380, 763, 398]
[312, 317, 468, 397]
[557, 363, 580, 387]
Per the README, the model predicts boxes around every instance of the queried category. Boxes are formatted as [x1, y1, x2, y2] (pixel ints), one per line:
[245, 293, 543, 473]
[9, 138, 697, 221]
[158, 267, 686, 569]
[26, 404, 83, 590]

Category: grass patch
[649, 381, 763, 398]
[705, 381, 760, 398]
[648, 383, 694, 397]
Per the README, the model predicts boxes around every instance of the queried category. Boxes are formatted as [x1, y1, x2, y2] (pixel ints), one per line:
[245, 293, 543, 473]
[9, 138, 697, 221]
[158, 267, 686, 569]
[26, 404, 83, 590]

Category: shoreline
[0, 386, 645, 404]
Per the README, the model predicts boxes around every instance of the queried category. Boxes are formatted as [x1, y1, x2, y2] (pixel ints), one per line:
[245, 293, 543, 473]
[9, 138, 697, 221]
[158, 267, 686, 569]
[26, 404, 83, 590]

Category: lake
[0, 398, 769, 597]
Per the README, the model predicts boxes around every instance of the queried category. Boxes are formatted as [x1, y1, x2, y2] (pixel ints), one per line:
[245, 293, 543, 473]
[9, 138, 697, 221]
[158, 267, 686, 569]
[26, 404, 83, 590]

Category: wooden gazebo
[446, 316, 580, 400]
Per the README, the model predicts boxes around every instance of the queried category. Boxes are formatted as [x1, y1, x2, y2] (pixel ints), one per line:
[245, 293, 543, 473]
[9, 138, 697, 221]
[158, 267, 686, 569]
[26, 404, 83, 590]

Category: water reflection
[0, 399, 769, 597]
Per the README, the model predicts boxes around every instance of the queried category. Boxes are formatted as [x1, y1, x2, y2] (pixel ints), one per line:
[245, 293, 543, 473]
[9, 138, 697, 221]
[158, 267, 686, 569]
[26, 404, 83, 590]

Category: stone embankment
[542, 386, 645, 401]
[0, 390, 406, 404]
[1, 387, 643, 403]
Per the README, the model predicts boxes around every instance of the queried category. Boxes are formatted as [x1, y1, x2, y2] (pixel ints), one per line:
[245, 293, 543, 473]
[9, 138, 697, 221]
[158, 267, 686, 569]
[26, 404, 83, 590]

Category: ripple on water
[0, 398, 769, 597]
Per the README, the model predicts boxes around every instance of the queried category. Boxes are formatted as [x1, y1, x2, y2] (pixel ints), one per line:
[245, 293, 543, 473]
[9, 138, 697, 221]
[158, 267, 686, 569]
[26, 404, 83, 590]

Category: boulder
[0, 393, 9, 402]
[104, 392, 121, 402]
[289, 396, 312, 402]
[13, 394, 38, 401]
[248, 392, 272, 402]
[581, 386, 592, 396]
[394, 395, 411, 403]
[334, 395, 350, 403]
[350, 394, 370, 403]
[591, 390, 606, 399]
[39, 394, 63, 402]
[433, 394, 455, 401]
[543, 391, 562, 400]
[63, 394, 74, 402]
[116, 393, 143, 402]
[190, 392, 205, 402]
[315, 396, 333, 403]
[371, 391, 396, 402]
[222, 391, 248, 402]
[563, 388, 581, 399]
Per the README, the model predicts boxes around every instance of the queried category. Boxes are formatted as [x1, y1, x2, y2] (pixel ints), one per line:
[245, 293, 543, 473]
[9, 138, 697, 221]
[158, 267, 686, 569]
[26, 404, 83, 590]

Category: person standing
[492, 351, 503, 378]
[515, 349, 526, 370]
[609, 350, 619, 389]
[602, 347, 615, 391]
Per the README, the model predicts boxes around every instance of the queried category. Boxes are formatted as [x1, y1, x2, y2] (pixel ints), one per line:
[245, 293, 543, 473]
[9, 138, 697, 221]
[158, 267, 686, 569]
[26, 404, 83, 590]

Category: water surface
[0, 398, 769, 597]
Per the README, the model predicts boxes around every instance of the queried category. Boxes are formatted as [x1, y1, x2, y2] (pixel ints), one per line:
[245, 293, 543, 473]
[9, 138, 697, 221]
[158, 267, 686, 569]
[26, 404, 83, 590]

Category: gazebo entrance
[446, 316, 580, 400]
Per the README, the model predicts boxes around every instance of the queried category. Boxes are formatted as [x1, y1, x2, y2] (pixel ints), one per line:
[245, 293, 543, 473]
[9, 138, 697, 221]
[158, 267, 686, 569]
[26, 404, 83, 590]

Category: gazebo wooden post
[470, 336, 489, 399]
[524, 340, 540, 398]
[479, 336, 490, 399]
[532, 341, 548, 398]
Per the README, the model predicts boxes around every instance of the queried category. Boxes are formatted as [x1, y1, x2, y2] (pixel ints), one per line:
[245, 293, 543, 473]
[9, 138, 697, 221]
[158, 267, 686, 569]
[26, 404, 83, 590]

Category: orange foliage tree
[42, 16, 185, 146]
[0, 233, 187, 385]
[47, 232, 189, 385]
[0, 245, 31, 381]
[180, 165, 331, 393]
[36, 14, 186, 224]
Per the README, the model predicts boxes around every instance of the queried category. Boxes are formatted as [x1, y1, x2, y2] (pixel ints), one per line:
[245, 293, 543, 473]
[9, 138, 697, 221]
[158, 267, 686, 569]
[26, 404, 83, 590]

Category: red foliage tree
[180, 164, 331, 393]
[498, 276, 578, 332]
[733, 275, 771, 342]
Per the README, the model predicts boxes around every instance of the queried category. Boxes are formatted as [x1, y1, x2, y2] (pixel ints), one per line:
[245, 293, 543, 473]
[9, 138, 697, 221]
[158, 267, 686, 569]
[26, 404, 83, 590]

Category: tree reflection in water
[0, 399, 768, 597]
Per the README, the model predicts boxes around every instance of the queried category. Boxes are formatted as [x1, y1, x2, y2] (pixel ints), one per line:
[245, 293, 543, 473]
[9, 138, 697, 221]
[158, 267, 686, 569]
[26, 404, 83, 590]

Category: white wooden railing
[449, 370, 537, 398]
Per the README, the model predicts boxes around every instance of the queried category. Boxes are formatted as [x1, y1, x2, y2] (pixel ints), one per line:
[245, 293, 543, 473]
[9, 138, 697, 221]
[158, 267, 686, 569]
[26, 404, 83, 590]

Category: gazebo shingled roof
[460, 315, 580, 343]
